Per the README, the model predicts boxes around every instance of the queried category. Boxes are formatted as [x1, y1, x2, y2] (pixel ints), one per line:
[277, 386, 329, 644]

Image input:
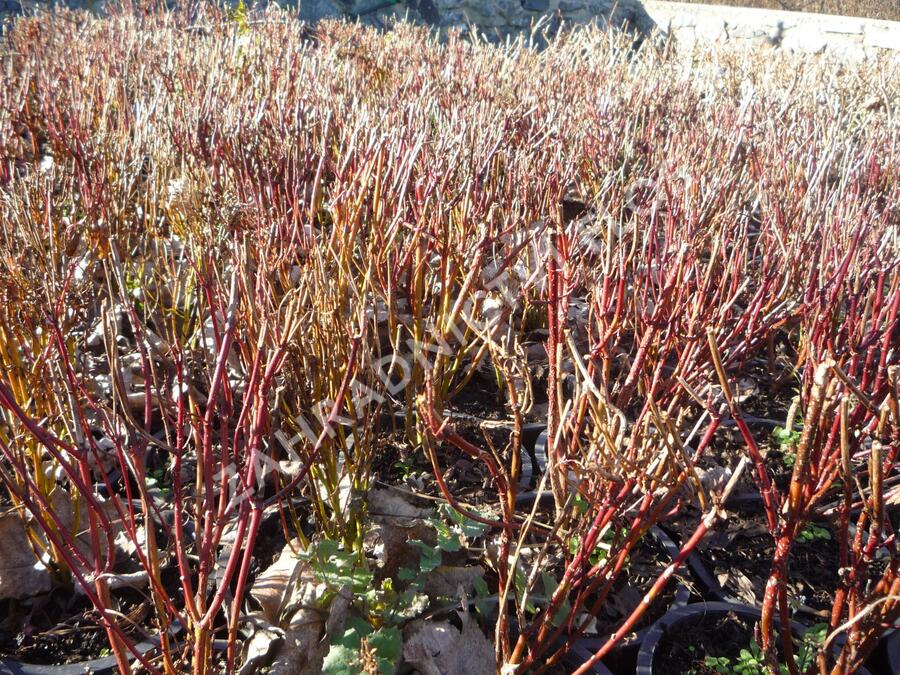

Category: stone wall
[342, 0, 656, 39]
[3, 0, 657, 40]
[644, 1, 900, 58]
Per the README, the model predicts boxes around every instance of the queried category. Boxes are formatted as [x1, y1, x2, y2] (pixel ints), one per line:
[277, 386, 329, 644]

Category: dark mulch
[652, 610, 762, 675]
[698, 507, 840, 616]
[0, 587, 148, 665]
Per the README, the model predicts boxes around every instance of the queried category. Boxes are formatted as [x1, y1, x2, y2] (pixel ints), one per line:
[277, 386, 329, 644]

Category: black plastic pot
[686, 492, 785, 606]
[686, 542, 738, 605]
[636, 601, 874, 675]
[514, 425, 553, 507]
[687, 494, 889, 620]
[0, 639, 156, 675]
[0, 627, 224, 675]
[561, 525, 691, 671]
[562, 648, 615, 674]
[531, 428, 550, 475]
[502, 613, 613, 675]
[519, 429, 691, 662]
[515, 427, 552, 507]
[520, 423, 547, 458]
[883, 629, 900, 675]
[376, 409, 411, 431]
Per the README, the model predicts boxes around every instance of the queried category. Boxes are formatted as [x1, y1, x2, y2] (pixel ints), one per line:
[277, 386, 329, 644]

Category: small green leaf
[410, 540, 442, 573]
[472, 575, 491, 615]
[368, 626, 402, 672]
[322, 643, 359, 674]
[432, 518, 462, 552]
[513, 564, 536, 614]
[323, 620, 400, 674]
[772, 426, 802, 450]
[568, 535, 580, 556]
[441, 504, 488, 539]
[573, 493, 589, 516]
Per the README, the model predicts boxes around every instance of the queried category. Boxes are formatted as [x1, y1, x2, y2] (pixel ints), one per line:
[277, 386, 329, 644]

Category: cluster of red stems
[0, 4, 897, 674]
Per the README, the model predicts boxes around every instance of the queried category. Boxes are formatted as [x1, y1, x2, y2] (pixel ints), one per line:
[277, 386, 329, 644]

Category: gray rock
[410, 0, 440, 23]
[863, 23, 900, 49]
[595, 0, 656, 34]
[299, 0, 344, 22]
[780, 23, 827, 53]
[0, 0, 22, 15]
[521, 0, 550, 12]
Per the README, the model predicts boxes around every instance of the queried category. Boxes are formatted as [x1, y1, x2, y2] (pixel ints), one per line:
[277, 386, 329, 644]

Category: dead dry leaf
[368, 488, 430, 522]
[717, 568, 762, 604]
[269, 607, 328, 675]
[402, 610, 496, 675]
[0, 511, 52, 600]
[366, 488, 435, 580]
[238, 613, 285, 675]
[423, 565, 484, 600]
[250, 539, 308, 623]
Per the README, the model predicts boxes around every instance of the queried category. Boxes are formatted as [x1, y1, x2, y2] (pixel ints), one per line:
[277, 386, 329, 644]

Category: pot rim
[635, 600, 874, 675]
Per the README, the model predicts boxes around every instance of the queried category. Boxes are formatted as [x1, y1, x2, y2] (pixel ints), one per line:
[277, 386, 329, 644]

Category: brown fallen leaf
[249, 539, 308, 624]
[366, 488, 435, 580]
[267, 608, 328, 675]
[422, 565, 485, 600]
[402, 609, 496, 675]
[368, 487, 430, 522]
[607, 584, 643, 620]
[0, 511, 52, 600]
[238, 613, 286, 675]
[717, 568, 763, 605]
[247, 542, 343, 674]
